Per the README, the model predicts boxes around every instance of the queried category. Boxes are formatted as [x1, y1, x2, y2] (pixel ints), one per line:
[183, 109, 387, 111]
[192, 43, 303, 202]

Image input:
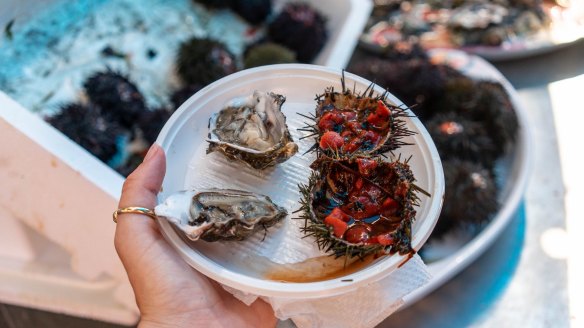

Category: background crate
[0, 0, 372, 324]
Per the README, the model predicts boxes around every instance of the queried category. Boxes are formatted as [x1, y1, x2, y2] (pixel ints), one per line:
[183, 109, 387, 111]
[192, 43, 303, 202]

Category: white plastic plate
[156, 64, 444, 299]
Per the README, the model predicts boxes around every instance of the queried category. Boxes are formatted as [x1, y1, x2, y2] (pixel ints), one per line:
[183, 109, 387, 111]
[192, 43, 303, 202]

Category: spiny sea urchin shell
[176, 37, 237, 86]
[297, 156, 424, 258]
[170, 84, 203, 109]
[426, 111, 498, 167]
[267, 3, 328, 63]
[440, 78, 518, 155]
[378, 40, 429, 61]
[301, 74, 414, 159]
[431, 159, 498, 238]
[136, 107, 174, 145]
[83, 71, 147, 128]
[230, 0, 272, 25]
[115, 153, 145, 177]
[349, 58, 463, 121]
[46, 103, 124, 163]
[473, 81, 518, 153]
[244, 42, 297, 68]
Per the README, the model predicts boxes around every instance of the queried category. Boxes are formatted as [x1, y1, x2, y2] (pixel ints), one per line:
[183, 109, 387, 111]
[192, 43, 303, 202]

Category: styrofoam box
[0, 0, 372, 325]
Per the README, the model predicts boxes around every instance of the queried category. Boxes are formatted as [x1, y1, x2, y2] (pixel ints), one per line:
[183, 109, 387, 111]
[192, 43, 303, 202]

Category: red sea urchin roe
[345, 121, 363, 133]
[342, 111, 357, 121]
[324, 208, 350, 238]
[317, 102, 391, 154]
[380, 197, 399, 217]
[376, 233, 394, 246]
[328, 207, 351, 222]
[320, 131, 345, 150]
[344, 224, 371, 244]
[318, 111, 345, 131]
[357, 158, 378, 176]
[341, 183, 383, 220]
[355, 177, 364, 190]
[366, 101, 392, 129]
[343, 136, 363, 153]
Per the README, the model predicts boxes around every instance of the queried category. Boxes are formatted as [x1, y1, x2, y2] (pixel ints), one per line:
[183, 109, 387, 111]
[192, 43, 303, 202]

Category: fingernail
[144, 144, 159, 161]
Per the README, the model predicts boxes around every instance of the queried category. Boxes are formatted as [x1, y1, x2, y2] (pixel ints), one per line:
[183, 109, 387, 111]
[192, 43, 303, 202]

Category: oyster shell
[207, 91, 298, 169]
[155, 189, 287, 242]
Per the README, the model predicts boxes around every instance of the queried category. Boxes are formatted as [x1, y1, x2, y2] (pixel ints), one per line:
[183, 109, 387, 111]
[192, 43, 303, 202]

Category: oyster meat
[207, 91, 298, 169]
[155, 189, 287, 242]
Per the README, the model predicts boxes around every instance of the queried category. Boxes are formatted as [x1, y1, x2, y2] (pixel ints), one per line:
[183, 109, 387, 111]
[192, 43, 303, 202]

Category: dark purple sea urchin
[46, 103, 123, 163]
[230, 0, 272, 25]
[193, 0, 272, 25]
[427, 111, 498, 167]
[432, 159, 498, 238]
[440, 78, 518, 155]
[83, 71, 146, 128]
[175, 37, 237, 87]
[267, 3, 327, 63]
[349, 58, 463, 121]
[136, 107, 174, 145]
[170, 84, 203, 109]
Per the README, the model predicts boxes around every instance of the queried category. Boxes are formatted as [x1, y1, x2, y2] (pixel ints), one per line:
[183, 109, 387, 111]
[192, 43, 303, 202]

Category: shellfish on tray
[297, 156, 427, 258]
[207, 91, 298, 169]
[155, 189, 287, 242]
[301, 76, 414, 159]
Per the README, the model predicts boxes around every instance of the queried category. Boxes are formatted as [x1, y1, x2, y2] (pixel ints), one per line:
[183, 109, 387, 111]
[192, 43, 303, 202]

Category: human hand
[114, 144, 277, 328]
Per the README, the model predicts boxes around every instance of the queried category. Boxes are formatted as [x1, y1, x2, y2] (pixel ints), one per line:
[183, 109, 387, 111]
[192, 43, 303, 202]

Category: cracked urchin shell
[176, 37, 237, 86]
[297, 157, 423, 258]
[302, 75, 415, 159]
[378, 40, 429, 61]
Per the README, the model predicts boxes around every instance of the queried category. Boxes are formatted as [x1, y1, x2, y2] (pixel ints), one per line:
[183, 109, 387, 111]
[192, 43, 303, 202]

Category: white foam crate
[0, 0, 372, 325]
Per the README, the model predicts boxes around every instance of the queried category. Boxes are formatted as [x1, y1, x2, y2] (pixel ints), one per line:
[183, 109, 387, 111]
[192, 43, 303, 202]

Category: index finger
[115, 144, 166, 256]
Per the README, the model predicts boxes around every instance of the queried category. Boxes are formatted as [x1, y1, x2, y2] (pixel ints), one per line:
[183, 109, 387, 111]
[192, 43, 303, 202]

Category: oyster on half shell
[207, 91, 298, 169]
[155, 189, 287, 242]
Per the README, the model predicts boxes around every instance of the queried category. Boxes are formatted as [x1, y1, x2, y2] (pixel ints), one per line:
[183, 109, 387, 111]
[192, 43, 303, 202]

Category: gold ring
[113, 207, 157, 223]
